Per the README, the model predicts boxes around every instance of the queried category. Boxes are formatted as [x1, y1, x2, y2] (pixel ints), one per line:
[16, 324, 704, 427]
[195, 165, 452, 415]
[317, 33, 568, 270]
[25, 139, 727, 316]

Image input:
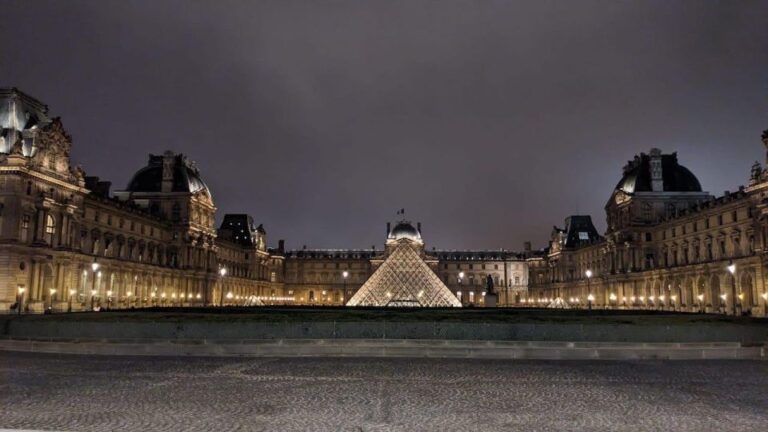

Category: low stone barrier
[0, 338, 764, 360]
[2, 318, 768, 344]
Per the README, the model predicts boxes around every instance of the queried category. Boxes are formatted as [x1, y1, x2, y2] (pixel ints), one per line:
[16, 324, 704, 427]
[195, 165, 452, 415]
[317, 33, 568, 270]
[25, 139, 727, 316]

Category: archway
[740, 272, 754, 311]
[709, 274, 721, 309]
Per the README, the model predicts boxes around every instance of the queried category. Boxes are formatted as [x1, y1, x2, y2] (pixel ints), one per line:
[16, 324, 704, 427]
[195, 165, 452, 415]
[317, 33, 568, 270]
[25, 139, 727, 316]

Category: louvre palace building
[1, 87, 767, 316]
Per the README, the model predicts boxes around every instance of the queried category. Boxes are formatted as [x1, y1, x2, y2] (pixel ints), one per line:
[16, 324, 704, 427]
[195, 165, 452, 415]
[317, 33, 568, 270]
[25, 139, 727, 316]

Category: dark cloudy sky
[2, 1, 767, 250]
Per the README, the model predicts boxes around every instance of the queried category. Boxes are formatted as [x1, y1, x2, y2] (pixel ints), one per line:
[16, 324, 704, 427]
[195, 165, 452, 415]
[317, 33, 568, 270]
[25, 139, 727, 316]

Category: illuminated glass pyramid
[346, 241, 461, 307]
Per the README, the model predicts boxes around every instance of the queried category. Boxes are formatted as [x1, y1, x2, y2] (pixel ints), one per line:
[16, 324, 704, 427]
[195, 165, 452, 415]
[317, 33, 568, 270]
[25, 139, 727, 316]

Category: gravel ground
[0, 352, 766, 431]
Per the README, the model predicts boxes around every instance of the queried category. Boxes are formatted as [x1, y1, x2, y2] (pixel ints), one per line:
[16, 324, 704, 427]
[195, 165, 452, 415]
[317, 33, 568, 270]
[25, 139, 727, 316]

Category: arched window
[45, 214, 56, 244]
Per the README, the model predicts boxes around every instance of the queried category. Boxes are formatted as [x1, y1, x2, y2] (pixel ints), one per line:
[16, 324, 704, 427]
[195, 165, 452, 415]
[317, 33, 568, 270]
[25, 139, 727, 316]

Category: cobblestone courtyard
[0, 352, 766, 431]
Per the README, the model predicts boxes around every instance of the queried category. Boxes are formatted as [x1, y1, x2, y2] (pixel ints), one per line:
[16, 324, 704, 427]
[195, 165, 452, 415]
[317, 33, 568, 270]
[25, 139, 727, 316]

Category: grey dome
[126, 153, 210, 196]
[617, 151, 702, 194]
[388, 221, 422, 242]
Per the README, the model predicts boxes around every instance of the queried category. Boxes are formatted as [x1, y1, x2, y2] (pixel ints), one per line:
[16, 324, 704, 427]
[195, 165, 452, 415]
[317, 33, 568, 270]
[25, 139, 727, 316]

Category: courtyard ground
[0, 352, 766, 431]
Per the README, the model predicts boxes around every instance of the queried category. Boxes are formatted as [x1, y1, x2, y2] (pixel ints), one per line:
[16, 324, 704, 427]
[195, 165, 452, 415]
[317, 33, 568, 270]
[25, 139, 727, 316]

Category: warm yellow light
[196, 293, 201, 299]
[697, 294, 704, 301]
[342, 271, 349, 278]
[187, 293, 192, 298]
[219, 267, 227, 277]
[126, 292, 132, 297]
[226, 292, 233, 299]
[720, 293, 727, 300]
[458, 271, 465, 279]
[609, 293, 617, 301]
[762, 292, 768, 300]
[91, 262, 100, 272]
[150, 292, 156, 298]
[587, 294, 595, 301]
[69, 289, 76, 295]
[621, 296, 627, 302]
[585, 269, 593, 278]
[727, 263, 736, 274]
[91, 290, 97, 296]
[161, 292, 166, 298]
[18, 286, 26, 294]
[738, 293, 744, 300]
[106, 290, 112, 297]
[659, 295, 665, 302]
[649, 296, 655, 302]
[49, 288, 57, 295]
[630, 296, 636, 302]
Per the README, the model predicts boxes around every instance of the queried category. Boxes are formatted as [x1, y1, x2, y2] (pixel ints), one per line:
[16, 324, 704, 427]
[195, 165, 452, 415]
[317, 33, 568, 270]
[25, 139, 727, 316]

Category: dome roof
[617, 150, 702, 194]
[126, 152, 210, 196]
[0, 88, 50, 132]
[388, 221, 422, 242]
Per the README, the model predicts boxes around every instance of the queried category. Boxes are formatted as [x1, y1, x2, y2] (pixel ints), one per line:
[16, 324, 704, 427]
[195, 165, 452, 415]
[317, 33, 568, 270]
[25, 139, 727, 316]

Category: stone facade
[0, 88, 283, 312]
[528, 136, 768, 316]
[0, 88, 536, 311]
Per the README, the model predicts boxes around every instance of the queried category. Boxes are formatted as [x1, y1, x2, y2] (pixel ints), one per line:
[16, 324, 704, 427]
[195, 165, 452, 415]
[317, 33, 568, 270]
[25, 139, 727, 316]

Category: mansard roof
[617, 150, 702, 194]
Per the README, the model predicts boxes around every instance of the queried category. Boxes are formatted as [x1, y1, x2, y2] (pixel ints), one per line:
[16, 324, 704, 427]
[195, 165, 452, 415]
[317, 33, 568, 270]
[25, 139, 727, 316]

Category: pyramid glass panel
[346, 242, 461, 307]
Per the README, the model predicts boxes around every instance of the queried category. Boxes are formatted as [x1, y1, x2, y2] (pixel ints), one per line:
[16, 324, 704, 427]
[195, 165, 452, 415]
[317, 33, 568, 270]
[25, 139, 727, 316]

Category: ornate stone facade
[528, 136, 768, 316]
[0, 88, 283, 312]
[0, 88, 535, 311]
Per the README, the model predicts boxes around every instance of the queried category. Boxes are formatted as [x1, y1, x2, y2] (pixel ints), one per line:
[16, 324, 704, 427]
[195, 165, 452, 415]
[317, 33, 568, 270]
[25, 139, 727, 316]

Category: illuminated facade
[0, 88, 532, 312]
[528, 137, 768, 316]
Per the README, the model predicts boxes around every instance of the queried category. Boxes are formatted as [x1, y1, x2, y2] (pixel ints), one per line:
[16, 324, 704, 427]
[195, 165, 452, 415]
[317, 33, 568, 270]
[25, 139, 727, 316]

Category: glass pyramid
[346, 242, 462, 307]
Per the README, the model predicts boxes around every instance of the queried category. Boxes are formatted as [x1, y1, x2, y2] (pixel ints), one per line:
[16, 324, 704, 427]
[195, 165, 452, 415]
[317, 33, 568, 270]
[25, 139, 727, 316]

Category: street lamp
[342, 270, 349, 304]
[90, 261, 100, 311]
[226, 292, 233, 306]
[48, 288, 57, 312]
[68, 289, 75, 313]
[727, 261, 737, 315]
[17, 286, 25, 315]
[697, 293, 705, 313]
[587, 293, 595, 310]
[218, 266, 228, 307]
[106, 290, 113, 309]
[585, 270, 593, 310]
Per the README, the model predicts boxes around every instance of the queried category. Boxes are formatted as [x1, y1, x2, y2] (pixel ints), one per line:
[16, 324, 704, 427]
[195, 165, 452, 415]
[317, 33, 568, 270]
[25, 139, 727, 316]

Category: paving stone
[0, 352, 766, 431]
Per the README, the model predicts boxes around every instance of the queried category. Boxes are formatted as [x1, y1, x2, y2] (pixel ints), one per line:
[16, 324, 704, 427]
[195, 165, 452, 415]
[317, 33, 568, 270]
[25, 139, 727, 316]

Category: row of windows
[660, 208, 749, 240]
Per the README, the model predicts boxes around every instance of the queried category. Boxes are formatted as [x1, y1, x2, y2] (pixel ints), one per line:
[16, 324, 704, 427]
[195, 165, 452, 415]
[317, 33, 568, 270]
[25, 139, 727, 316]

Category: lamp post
[218, 266, 227, 307]
[106, 291, 113, 310]
[728, 261, 737, 316]
[68, 289, 75, 312]
[585, 270, 593, 310]
[48, 288, 57, 313]
[697, 293, 705, 314]
[342, 271, 349, 305]
[90, 261, 100, 311]
[16, 286, 25, 315]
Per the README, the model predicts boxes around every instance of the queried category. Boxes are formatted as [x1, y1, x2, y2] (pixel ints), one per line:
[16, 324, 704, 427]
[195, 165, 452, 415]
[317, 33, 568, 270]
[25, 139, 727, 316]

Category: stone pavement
[0, 352, 767, 431]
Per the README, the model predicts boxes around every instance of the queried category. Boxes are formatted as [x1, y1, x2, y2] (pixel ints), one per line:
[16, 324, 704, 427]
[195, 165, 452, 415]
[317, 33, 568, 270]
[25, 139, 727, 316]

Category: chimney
[649, 148, 663, 192]
[161, 151, 175, 193]
[278, 239, 285, 253]
[386, 222, 391, 237]
[523, 241, 532, 252]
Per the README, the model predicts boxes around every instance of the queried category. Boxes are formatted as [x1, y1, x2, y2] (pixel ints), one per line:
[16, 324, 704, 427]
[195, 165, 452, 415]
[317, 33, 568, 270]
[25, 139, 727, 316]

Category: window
[20, 214, 31, 242]
[718, 215, 723, 225]
[731, 210, 737, 223]
[45, 214, 56, 244]
[645, 232, 652, 242]
[514, 276, 520, 285]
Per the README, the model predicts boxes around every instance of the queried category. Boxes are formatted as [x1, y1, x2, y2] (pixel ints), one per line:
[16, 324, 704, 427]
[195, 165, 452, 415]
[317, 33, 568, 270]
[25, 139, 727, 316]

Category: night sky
[2, 1, 767, 251]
